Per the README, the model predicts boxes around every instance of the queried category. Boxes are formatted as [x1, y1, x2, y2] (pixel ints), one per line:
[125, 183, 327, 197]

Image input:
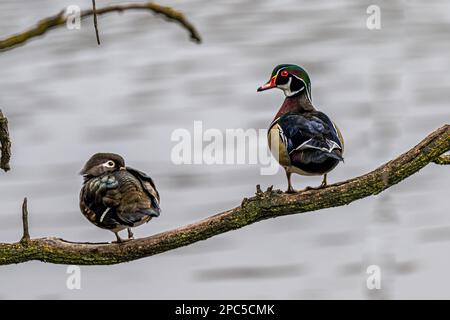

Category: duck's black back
[276, 111, 343, 175]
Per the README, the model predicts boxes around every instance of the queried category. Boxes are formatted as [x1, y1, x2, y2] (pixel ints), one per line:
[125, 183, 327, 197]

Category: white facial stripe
[291, 73, 312, 101]
[280, 77, 305, 97]
[278, 77, 291, 91]
[276, 68, 312, 101]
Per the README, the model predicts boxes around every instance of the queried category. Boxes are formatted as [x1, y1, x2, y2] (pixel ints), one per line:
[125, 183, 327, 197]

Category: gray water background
[0, 0, 449, 299]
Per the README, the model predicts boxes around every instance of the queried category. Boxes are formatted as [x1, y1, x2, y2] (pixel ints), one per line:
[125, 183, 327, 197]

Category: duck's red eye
[280, 70, 289, 77]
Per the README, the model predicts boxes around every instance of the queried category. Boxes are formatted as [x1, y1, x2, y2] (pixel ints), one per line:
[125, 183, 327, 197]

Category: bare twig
[20, 198, 30, 244]
[0, 125, 448, 266]
[92, 0, 101, 45]
[0, 109, 11, 172]
[0, 1, 202, 52]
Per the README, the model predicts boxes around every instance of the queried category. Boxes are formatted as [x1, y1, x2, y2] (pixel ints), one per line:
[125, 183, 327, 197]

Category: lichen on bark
[0, 125, 448, 266]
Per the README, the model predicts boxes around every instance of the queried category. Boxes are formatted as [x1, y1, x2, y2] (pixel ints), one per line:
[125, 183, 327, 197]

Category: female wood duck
[79, 153, 161, 242]
[258, 64, 344, 193]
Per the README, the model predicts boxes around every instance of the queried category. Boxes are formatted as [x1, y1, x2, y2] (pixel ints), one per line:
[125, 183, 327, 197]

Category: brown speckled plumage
[79, 153, 160, 242]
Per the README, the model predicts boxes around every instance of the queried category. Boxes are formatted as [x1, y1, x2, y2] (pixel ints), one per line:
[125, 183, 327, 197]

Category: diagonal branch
[0, 125, 448, 265]
[0, 109, 11, 172]
[0, 1, 202, 52]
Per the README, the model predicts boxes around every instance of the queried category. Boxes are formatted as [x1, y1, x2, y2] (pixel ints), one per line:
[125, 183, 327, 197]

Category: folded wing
[276, 111, 344, 171]
[80, 169, 160, 229]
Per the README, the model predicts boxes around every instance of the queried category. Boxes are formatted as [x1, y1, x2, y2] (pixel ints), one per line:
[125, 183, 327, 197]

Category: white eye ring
[105, 161, 115, 168]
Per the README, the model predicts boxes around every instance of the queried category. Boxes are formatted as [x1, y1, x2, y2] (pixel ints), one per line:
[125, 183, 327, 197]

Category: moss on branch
[434, 154, 450, 165]
[0, 125, 448, 266]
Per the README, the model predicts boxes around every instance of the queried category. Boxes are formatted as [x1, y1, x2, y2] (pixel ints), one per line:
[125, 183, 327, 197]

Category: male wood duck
[258, 64, 344, 193]
[79, 153, 161, 242]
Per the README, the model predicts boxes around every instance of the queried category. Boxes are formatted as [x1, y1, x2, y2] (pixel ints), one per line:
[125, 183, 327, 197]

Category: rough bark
[0, 125, 448, 266]
[434, 154, 450, 165]
[0, 110, 11, 172]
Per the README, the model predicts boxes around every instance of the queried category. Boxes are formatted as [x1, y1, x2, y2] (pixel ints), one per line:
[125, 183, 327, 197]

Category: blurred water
[0, 0, 449, 299]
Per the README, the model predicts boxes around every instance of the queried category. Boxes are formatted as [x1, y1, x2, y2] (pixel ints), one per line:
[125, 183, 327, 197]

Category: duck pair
[79, 64, 343, 242]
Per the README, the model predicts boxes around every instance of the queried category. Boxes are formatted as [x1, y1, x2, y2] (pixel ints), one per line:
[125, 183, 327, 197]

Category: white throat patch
[280, 77, 305, 97]
[277, 73, 311, 102]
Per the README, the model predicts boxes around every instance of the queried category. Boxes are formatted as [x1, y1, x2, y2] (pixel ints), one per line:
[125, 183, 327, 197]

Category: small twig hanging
[92, 0, 101, 45]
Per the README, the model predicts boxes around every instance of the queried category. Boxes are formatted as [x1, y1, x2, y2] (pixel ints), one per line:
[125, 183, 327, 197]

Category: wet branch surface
[0, 125, 448, 265]
[0, 1, 201, 52]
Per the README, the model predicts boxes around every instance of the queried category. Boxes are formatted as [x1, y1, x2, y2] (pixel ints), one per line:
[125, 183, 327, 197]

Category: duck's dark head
[80, 153, 126, 177]
[257, 64, 312, 100]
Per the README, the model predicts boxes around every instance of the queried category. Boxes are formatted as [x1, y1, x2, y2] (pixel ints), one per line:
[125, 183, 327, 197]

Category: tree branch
[0, 1, 201, 52]
[433, 154, 450, 165]
[0, 125, 448, 265]
[20, 198, 30, 244]
[0, 109, 11, 172]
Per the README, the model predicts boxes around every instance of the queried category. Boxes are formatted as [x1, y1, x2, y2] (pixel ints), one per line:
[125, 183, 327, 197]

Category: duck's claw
[286, 186, 297, 194]
[127, 228, 134, 240]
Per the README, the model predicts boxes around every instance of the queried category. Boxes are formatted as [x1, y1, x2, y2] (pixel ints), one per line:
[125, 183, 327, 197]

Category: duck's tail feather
[139, 207, 160, 218]
[294, 148, 343, 164]
[117, 207, 160, 226]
